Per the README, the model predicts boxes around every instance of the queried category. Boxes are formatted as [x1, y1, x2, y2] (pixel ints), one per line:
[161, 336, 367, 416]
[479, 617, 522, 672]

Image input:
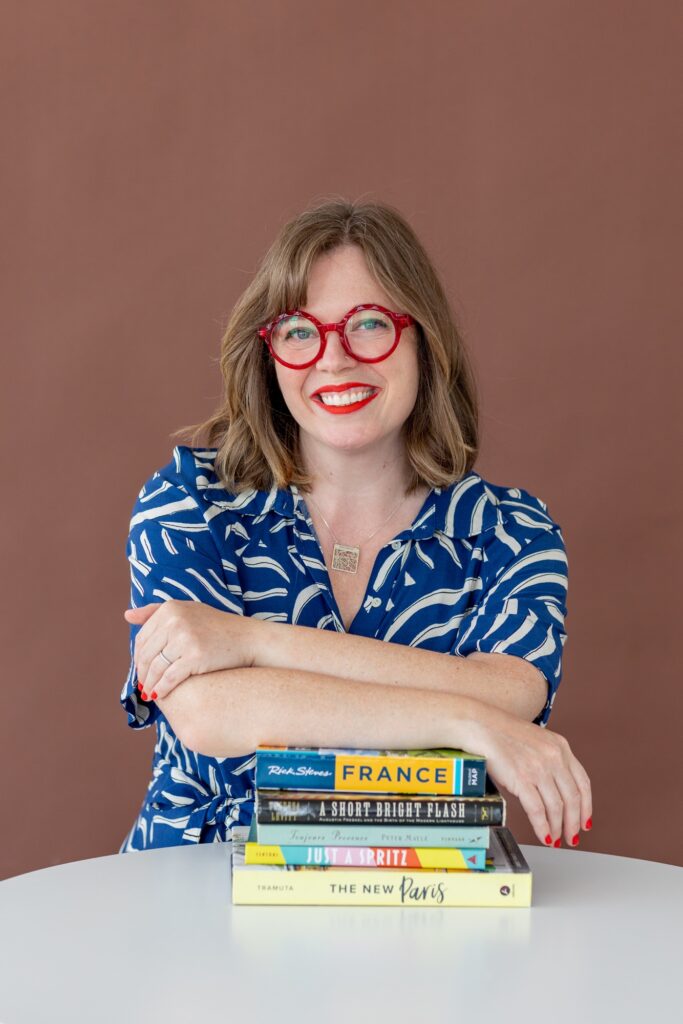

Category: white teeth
[318, 389, 377, 406]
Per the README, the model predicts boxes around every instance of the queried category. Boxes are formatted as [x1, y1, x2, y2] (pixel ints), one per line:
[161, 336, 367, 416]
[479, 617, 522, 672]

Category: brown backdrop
[2, 0, 681, 880]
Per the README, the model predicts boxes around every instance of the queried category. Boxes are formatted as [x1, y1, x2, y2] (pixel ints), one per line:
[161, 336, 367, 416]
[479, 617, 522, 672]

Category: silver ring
[158, 649, 174, 667]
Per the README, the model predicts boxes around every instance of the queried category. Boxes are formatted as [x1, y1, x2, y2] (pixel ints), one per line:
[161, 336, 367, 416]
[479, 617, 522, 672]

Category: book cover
[231, 827, 532, 907]
[252, 822, 492, 849]
[255, 745, 486, 796]
[255, 776, 505, 827]
[243, 819, 487, 870]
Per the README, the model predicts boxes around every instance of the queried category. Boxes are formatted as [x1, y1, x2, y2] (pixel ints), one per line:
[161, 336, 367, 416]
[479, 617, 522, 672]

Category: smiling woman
[119, 197, 591, 854]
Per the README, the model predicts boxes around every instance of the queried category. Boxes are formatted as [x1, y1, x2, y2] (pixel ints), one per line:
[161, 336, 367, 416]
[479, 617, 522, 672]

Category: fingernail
[151, 691, 158, 700]
[544, 834, 552, 845]
[141, 691, 148, 700]
[553, 838, 561, 848]
[137, 682, 143, 691]
[572, 834, 579, 846]
[585, 817, 593, 830]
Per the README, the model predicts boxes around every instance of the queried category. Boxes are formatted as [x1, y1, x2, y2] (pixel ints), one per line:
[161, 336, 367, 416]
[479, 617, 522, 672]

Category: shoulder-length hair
[172, 197, 479, 495]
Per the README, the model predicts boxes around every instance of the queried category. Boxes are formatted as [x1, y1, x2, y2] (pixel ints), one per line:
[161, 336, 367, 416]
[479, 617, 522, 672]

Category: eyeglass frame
[258, 303, 417, 369]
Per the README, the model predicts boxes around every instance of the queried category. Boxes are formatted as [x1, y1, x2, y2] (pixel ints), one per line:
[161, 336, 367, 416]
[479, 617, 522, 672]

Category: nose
[316, 328, 357, 370]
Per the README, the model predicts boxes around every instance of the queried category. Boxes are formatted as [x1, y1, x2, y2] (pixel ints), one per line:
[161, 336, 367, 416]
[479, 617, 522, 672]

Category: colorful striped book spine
[255, 745, 486, 796]
[245, 833, 487, 869]
[231, 827, 532, 907]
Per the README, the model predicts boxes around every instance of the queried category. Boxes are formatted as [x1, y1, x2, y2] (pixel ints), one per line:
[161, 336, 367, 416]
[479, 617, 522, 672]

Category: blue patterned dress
[119, 445, 568, 852]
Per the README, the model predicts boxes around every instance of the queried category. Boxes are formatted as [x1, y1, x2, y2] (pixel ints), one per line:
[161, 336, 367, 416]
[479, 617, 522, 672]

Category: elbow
[156, 673, 256, 759]
[525, 664, 551, 721]
[524, 670, 550, 723]
[464, 652, 550, 722]
[508, 663, 548, 723]
[155, 677, 202, 750]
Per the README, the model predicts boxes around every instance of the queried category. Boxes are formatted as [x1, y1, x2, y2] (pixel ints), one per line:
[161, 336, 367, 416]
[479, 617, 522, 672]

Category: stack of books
[230, 746, 532, 907]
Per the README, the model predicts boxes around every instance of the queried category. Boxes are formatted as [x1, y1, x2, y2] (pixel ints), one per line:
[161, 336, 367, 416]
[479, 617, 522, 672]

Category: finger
[134, 616, 169, 688]
[136, 649, 160, 699]
[553, 766, 583, 847]
[146, 654, 191, 701]
[535, 774, 565, 846]
[516, 782, 553, 847]
[135, 637, 157, 691]
[551, 738, 592, 843]
[567, 752, 593, 833]
[137, 648, 174, 698]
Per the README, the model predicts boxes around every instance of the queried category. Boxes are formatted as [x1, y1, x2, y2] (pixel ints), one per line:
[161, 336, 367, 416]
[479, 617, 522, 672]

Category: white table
[1, 843, 680, 1023]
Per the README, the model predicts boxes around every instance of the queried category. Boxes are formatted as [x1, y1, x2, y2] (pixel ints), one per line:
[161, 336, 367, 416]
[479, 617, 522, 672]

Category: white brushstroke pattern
[119, 446, 569, 853]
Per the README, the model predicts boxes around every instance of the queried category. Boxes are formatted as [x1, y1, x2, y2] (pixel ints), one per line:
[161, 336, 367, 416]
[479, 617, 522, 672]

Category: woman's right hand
[464, 703, 593, 847]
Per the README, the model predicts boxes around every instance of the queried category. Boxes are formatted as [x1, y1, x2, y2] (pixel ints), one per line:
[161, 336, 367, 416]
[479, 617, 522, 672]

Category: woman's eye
[357, 319, 384, 330]
[285, 329, 313, 341]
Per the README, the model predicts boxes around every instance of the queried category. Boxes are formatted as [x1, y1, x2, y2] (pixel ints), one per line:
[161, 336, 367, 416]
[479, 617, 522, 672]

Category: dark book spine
[495, 826, 531, 873]
[256, 793, 505, 826]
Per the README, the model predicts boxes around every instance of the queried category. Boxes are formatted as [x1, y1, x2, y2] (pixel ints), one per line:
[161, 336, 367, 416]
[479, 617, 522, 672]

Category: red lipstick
[311, 382, 379, 397]
[311, 388, 380, 415]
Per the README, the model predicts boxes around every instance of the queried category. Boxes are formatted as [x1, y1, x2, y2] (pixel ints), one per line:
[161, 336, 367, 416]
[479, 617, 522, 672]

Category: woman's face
[272, 244, 421, 461]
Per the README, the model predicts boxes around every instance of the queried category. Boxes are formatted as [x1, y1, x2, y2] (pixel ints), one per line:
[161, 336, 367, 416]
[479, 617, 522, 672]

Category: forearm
[159, 666, 485, 759]
[249, 619, 547, 722]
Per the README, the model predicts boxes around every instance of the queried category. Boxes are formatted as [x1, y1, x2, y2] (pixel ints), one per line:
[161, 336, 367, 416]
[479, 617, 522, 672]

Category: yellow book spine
[334, 754, 457, 794]
[244, 843, 289, 865]
[232, 866, 532, 907]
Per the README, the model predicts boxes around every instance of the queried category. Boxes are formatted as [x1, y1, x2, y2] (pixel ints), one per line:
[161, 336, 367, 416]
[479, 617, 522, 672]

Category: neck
[299, 438, 412, 521]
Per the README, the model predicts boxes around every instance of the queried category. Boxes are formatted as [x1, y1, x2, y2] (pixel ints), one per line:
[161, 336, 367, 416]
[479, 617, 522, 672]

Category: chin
[318, 429, 375, 448]
[322, 427, 396, 453]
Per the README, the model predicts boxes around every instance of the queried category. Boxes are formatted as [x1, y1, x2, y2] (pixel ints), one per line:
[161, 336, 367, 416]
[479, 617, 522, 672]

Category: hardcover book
[252, 822, 492, 849]
[255, 776, 505, 827]
[255, 745, 486, 796]
[231, 827, 532, 907]
[243, 818, 487, 870]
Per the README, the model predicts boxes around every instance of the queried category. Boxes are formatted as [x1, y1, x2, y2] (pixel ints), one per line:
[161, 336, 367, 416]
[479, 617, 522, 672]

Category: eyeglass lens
[271, 308, 396, 365]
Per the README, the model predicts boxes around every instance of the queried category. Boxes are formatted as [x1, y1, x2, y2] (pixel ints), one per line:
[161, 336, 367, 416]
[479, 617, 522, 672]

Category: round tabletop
[1, 843, 680, 1023]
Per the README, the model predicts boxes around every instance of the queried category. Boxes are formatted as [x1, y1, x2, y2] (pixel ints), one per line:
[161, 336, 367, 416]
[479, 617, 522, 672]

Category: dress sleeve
[120, 473, 245, 731]
[452, 524, 569, 727]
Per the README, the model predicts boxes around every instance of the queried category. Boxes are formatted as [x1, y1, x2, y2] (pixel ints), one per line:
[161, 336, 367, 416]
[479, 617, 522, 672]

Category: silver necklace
[304, 490, 409, 574]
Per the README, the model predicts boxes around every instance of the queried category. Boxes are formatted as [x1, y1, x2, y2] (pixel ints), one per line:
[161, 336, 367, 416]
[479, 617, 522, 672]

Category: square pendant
[331, 543, 360, 574]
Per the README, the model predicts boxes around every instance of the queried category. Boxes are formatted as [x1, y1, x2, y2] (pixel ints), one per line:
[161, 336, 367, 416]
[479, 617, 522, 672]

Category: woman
[120, 198, 592, 853]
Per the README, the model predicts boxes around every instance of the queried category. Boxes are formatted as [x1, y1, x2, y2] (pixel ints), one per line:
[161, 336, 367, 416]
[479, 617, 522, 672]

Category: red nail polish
[141, 691, 148, 700]
[553, 838, 561, 848]
[544, 834, 552, 845]
[151, 691, 158, 700]
[585, 817, 593, 830]
[137, 682, 143, 691]
[572, 834, 579, 846]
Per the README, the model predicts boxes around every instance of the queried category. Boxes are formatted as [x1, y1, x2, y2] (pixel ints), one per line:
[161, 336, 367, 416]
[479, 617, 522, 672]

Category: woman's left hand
[124, 602, 257, 702]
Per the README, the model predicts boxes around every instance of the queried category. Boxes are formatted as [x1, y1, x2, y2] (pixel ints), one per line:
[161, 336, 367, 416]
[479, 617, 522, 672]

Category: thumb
[123, 604, 159, 621]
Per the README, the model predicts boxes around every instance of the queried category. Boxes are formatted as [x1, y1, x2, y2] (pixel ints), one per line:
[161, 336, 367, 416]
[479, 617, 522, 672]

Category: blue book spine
[256, 749, 336, 790]
[253, 823, 492, 848]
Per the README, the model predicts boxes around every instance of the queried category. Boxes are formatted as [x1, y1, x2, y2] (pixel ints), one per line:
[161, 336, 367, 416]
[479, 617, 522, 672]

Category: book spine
[244, 844, 487, 870]
[232, 864, 531, 907]
[253, 823, 491, 848]
[256, 793, 505, 827]
[255, 749, 486, 796]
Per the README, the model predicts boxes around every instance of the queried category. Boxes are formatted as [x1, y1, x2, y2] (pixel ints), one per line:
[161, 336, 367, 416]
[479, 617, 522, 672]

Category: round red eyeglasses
[258, 304, 416, 369]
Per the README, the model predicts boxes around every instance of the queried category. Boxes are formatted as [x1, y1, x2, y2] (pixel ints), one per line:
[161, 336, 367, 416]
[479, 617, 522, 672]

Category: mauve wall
[2, 0, 681, 879]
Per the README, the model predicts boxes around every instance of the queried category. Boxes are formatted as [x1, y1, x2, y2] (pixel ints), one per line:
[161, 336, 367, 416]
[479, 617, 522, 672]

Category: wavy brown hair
[172, 197, 479, 495]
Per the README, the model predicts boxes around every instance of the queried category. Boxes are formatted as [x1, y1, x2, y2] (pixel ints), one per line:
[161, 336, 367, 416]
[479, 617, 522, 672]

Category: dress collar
[188, 447, 501, 540]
